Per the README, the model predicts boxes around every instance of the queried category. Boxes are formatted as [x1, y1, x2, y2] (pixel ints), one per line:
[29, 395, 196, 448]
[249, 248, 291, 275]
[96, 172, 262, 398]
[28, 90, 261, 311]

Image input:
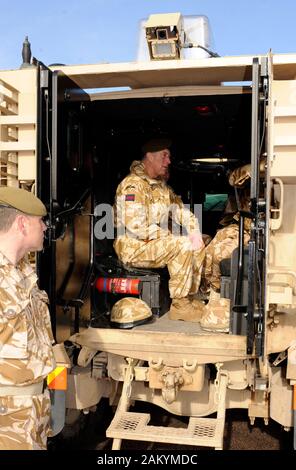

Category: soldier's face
[149, 149, 171, 178]
[25, 216, 47, 251]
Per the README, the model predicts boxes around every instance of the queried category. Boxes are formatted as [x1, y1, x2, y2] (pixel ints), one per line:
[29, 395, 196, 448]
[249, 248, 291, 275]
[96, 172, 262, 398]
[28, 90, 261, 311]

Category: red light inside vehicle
[194, 105, 212, 114]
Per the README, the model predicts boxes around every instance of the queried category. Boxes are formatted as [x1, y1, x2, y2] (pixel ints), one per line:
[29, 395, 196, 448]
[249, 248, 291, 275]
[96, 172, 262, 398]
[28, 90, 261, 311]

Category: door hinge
[40, 69, 49, 88]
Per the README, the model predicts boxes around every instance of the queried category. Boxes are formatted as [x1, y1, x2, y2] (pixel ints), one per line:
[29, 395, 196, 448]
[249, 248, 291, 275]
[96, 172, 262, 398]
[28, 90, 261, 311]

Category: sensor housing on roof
[145, 13, 184, 60]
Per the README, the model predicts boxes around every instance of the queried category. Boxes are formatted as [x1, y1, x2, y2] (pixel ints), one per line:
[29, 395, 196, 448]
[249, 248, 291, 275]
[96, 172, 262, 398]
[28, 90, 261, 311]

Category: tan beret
[0, 187, 47, 216]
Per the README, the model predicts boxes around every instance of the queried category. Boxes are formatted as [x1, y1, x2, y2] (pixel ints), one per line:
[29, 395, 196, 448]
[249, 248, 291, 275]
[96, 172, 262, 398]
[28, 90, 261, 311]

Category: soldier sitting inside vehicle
[199, 162, 254, 332]
[113, 137, 205, 322]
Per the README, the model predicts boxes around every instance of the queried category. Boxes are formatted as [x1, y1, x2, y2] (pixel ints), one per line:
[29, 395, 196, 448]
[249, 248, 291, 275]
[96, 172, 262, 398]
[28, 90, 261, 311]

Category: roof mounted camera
[145, 13, 184, 60]
[143, 12, 218, 61]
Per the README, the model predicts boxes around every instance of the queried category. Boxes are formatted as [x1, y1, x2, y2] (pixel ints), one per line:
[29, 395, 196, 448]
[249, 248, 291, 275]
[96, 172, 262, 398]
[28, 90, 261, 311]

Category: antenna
[21, 36, 32, 68]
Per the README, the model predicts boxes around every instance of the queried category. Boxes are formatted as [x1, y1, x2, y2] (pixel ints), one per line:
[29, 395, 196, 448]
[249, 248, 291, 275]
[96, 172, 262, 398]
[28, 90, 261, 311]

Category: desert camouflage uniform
[202, 218, 251, 292]
[0, 251, 55, 450]
[200, 163, 253, 331]
[202, 161, 254, 293]
[114, 161, 204, 299]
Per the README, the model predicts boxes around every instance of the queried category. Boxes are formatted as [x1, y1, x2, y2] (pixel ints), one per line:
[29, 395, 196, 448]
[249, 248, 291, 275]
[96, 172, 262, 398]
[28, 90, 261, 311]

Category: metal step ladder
[106, 359, 228, 450]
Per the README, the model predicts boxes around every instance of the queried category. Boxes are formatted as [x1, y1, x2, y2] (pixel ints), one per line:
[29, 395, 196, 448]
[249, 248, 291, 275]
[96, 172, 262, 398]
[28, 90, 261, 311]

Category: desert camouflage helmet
[228, 163, 251, 187]
[0, 186, 47, 216]
[110, 297, 152, 329]
[229, 159, 266, 187]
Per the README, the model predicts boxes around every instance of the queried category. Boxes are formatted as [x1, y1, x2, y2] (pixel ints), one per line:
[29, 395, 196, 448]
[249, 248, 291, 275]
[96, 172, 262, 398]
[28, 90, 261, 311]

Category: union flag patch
[125, 194, 135, 201]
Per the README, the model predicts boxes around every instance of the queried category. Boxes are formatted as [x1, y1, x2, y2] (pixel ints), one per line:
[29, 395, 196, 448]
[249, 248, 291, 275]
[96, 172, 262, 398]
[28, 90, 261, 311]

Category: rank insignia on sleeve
[125, 194, 135, 201]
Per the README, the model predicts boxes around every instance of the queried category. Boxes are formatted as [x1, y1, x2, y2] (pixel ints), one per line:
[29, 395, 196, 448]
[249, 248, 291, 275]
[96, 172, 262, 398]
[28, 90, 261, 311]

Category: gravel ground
[50, 399, 294, 451]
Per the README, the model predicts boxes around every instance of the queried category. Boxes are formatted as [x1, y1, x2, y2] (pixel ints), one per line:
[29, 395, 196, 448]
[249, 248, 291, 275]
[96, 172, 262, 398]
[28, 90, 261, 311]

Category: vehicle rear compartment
[55, 85, 252, 349]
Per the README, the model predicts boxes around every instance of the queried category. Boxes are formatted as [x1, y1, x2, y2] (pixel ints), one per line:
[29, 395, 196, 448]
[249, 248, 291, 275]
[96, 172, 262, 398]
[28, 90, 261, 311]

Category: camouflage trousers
[114, 234, 205, 299]
[202, 224, 250, 292]
[0, 389, 50, 450]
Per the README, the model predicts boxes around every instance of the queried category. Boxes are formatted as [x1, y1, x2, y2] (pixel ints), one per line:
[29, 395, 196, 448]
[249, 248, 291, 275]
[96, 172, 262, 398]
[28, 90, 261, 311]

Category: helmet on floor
[110, 297, 153, 329]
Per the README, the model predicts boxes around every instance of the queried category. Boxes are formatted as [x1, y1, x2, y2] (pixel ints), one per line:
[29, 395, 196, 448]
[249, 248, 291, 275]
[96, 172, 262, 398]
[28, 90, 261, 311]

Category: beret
[141, 137, 172, 155]
[0, 186, 47, 216]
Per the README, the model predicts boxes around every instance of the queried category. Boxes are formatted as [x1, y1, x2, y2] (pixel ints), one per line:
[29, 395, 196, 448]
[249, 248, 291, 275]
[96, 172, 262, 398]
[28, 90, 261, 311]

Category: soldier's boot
[168, 297, 205, 322]
[200, 289, 230, 332]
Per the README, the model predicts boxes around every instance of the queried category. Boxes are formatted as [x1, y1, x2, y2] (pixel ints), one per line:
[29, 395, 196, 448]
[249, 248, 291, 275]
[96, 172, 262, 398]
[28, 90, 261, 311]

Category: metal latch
[270, 178, 284, 231]
[272, 350, 287, 366]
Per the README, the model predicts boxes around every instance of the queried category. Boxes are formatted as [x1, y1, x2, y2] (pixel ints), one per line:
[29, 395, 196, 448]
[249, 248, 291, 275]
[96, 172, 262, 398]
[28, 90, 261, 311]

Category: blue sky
[1, 0, 296, 70]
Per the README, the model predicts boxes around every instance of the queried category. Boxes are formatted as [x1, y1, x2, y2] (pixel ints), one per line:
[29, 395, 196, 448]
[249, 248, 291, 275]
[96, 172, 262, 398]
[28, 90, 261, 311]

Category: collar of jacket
[0, 250, 37, 288]
[130, 160, 165, 187]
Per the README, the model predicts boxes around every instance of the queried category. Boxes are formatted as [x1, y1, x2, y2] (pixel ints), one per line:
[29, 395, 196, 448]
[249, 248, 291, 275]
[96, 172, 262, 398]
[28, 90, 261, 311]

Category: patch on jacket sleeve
[125, 194, 135, 201]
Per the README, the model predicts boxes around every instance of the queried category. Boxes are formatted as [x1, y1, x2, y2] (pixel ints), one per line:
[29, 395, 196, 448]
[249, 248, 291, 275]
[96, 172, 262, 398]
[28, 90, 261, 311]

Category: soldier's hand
[189, 231, 204, 251]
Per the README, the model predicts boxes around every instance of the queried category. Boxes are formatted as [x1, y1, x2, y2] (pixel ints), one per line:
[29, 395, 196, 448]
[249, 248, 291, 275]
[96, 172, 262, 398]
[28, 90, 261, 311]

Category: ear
[15, 214, 28, 236]
[146, 151, 154, 163]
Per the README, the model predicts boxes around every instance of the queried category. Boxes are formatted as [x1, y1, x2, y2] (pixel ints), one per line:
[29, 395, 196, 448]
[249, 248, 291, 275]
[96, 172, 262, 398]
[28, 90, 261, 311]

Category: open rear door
[246, 56, 269, 355]
[36, 64, 91, 337]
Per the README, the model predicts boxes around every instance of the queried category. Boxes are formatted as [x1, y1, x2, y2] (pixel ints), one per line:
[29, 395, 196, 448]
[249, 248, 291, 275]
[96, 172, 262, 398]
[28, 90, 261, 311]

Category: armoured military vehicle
[0, 12, 295, 449]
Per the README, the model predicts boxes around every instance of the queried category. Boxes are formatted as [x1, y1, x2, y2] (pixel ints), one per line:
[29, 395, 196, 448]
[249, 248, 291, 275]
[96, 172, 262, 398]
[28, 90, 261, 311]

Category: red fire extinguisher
[95, 277, 141, 295]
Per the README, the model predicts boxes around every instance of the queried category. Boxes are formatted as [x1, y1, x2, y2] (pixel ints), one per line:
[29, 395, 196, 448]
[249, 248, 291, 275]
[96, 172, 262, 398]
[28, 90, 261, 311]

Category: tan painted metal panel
[51, 56, 254, 89]
[71, 324, 247, 366]
[145, 13, 182, 28]
[50, 54, 296, 91]
[90, 85, 251, 101]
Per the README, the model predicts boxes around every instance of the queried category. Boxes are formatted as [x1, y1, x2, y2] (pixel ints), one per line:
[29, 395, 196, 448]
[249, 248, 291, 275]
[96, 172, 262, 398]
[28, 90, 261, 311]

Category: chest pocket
[150, 186, 171, 224]
[30, 289, 54, 346]
[0, 293, 28, 359]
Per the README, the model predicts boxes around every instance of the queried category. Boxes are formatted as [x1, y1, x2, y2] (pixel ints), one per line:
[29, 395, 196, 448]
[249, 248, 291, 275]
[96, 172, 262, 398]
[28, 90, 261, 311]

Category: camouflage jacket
[114, 160, 200, 242]
[0, 251, 55, 386]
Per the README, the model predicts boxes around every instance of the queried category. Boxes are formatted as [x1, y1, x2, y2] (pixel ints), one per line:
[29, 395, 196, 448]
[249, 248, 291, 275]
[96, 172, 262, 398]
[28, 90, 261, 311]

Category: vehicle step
[106, 411, 224, 449]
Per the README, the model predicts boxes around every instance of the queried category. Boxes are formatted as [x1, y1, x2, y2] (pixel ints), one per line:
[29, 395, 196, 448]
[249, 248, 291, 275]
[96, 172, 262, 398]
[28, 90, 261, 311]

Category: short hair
[0, 206, 20, 232]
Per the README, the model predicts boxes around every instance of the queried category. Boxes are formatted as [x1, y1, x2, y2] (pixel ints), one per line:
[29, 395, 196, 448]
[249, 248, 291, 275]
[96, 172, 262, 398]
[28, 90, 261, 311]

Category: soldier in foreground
[0, 187, 55, 450]
[113, 138, 205, 322]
